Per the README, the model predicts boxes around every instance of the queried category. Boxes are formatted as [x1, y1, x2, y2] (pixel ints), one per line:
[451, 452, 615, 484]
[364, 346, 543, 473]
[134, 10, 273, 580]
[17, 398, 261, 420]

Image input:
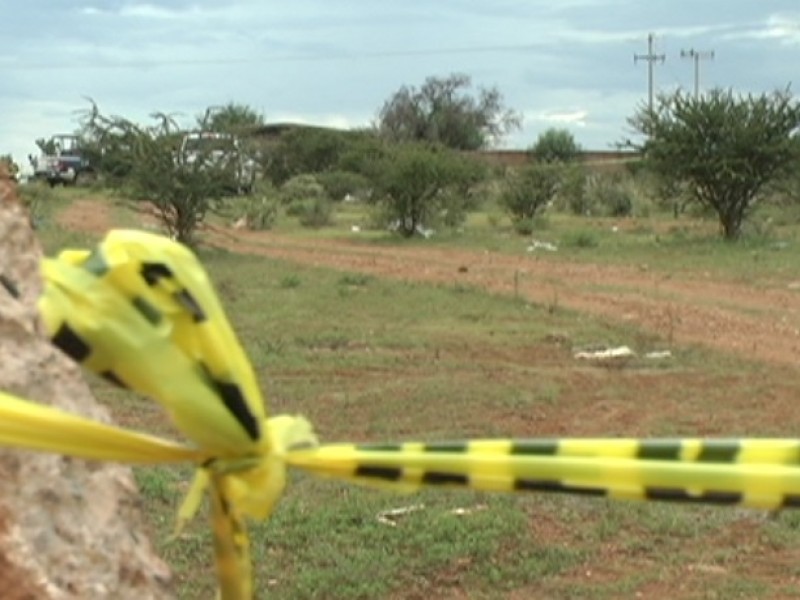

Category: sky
[1, 1, 798, 171]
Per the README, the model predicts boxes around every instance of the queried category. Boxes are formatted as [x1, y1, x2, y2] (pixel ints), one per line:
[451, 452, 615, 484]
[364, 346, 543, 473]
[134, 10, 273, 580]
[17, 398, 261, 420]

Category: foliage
[234, 185, 280, 230]
[377, 73, 521, 150]
[263, 128, 371, 185]
[370, 142, 485, 237]
[530, 128, 582, 163]
[336, 131, 390, 176]
[280, 174, 329, 206]
[561, 229, 599, 248]
[199, 102, 265, 135]
[35, 137, 58, 154]
[585, 174, 635, 217]
[78, 102, 229, 245]
[500, 164, 561, 233]
[315, 170, 371, 201]
[628, 87, 800, 239]
[555, 164, 589, 215]
[280, 174, 334, 227]
[295, 197, 334, 228]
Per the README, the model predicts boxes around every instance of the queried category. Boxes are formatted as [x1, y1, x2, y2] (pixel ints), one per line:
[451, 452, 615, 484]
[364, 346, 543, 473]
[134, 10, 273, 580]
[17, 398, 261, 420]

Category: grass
[62, 250, 800, 598]
[238, 199, 800, 287]
[31, 192, 800, 597]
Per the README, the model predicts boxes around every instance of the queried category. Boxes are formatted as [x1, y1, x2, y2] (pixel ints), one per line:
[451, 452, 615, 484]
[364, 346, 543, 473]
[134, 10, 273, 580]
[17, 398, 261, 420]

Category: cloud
[528, 110, 589, 127]
[720, 13, 800, 45]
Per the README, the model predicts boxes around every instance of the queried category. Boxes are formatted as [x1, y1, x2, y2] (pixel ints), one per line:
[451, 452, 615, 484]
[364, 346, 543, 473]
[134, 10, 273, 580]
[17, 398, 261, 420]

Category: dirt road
[59, 199, 800, 368]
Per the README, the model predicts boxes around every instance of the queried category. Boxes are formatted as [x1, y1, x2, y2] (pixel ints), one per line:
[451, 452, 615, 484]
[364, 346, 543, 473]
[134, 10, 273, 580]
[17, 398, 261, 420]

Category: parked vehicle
[178, 131, 256, 194]
[29, 135, 94, 187]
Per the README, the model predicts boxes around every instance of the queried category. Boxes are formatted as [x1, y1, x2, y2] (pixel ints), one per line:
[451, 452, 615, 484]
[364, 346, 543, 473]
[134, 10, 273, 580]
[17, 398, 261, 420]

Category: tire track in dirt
[57, 199, 800, 368]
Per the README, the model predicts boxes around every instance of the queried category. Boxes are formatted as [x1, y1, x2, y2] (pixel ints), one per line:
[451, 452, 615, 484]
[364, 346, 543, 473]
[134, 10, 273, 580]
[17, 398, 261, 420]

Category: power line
[634, 32, 665, 112]
[0, 42, 547, 72]
[680, 48, 714, 98]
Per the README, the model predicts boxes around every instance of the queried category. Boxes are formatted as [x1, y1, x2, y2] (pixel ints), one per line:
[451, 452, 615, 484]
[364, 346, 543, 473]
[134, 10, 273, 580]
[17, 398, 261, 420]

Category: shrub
[556, 164, 589, 215]
[628, 88, 800, 239]
[369, 142, 484, 236]
[280, 174, 328, 205]
[500, 164, 560, 232]
[585, 175, 634, 217]
[294, 197, 334, 228]
[238, 196, 279, 230]
[529, 128, 581, 163]
[562, 230, 599, 248]
[316, 170, 370, 201]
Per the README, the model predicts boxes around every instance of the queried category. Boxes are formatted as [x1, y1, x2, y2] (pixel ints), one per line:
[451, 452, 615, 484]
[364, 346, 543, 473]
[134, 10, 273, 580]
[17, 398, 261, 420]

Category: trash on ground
[574, 346, 635, 361]
[376, 504, 426, 526]
[645, 350, 672, 360]
[527, 239, 558, 252]
[449, 504, 488, 516]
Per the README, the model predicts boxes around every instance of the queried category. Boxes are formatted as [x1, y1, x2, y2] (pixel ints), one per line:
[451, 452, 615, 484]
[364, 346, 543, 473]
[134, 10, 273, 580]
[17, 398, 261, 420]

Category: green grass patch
[32, 201, 800, 598]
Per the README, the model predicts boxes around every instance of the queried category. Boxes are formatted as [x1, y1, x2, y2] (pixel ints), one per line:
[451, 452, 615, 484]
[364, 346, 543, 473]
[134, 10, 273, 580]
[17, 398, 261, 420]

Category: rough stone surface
[0, 168, 175, 599]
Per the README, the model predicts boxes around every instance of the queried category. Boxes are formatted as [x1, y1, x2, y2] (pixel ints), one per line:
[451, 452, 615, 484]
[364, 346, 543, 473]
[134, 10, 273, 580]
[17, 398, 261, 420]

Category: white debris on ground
[645, 350, 673, 360]
[449, 504, 488, 516]
[574, 346, 673, 363]
[376, 503, 491, 526]
[527, 239, 558, 252]
[376, 504, 426, 526]
[574, 345, 635, 360]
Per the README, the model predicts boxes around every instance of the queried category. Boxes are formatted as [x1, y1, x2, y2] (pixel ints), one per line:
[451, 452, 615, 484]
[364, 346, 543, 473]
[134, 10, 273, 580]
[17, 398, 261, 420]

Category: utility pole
[634, 33, 665, 112]
[680, 48, 715, 98]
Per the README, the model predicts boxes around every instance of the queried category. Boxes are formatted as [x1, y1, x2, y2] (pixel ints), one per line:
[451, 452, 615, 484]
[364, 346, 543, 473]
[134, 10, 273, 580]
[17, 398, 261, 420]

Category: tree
[500, 164, 561, 234]
[262, 127, 381, 185]
[79, 103, 229, 245]
[199, 102, 264, 134]
[629, 88, 800, 239]
[377, 73, 521, 150]
[530, 128, 581, 163]
[371, 142, 484, 237]
[35, 138, 58, 154]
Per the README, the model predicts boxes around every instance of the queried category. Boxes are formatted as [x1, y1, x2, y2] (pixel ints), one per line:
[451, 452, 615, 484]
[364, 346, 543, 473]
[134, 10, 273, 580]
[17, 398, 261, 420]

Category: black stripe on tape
[51, 323, 91, 362]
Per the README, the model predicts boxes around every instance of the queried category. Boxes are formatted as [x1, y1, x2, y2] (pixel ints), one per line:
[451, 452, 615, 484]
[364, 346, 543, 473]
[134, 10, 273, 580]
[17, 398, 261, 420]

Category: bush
[77, 103, 229, 245]
[555, 164, 589, 215]
[316, 170, 370, 201]
[500, 163, 560, 231]
[512, 217, 535, 235]
[237, 196, 279, 230]
[529, 128, 581, 163]
[369, 142, 484, 237]
[562, 230, 599, 248]
[280, 174, 328, 205]
[585, 175, 634, 217]
[291, 196, 334, 228]
[628, 88, 800, 239]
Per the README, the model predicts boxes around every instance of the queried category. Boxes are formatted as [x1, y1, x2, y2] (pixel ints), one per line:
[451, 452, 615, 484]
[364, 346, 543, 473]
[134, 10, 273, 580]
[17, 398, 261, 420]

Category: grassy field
[31, 188, 800, 598]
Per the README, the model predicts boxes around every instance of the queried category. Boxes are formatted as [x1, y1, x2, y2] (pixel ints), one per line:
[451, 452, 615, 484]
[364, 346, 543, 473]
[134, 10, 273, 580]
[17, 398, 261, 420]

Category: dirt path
[59, 199, 800, 367]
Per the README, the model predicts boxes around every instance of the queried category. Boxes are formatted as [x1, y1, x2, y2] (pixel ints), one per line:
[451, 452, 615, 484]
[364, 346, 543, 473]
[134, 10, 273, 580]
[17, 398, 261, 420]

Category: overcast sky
[1, 1, 798, 169]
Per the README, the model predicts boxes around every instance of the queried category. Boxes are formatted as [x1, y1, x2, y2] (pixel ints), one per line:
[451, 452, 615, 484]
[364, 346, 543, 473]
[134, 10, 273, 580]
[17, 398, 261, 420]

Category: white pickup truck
[178, 131, 256, 194]
[29, 134, 95, 186]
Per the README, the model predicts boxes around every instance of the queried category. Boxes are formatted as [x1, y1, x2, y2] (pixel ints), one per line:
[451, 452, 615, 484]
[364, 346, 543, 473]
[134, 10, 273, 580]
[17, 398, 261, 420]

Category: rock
[0, 174, 174, 599]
